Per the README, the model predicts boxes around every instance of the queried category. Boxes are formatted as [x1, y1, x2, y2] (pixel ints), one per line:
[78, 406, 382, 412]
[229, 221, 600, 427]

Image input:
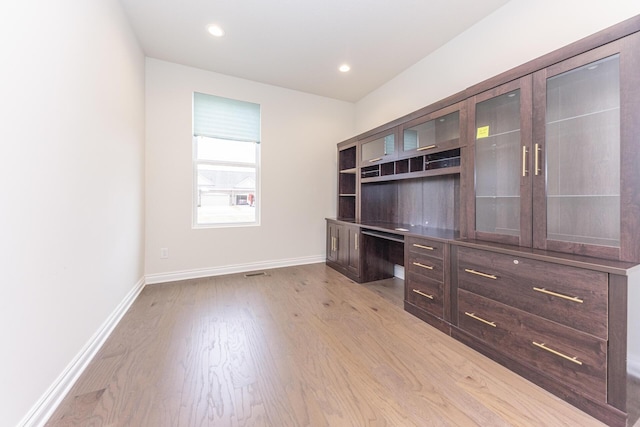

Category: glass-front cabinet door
[532, 35, 640, 261]
[359, 129, 398, 166]
[467, 77, 533, 246]
[400, 103, 462, 157]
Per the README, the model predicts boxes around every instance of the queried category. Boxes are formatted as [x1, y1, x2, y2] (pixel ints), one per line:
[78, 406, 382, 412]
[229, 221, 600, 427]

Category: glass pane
[475, 90, 521, 236]
[545, 55, 620, 247]
[196, 164, 257, 224]
[361, 134, 394, 161]
[403, 111, 459, 151]
[196, 136, 256, 163]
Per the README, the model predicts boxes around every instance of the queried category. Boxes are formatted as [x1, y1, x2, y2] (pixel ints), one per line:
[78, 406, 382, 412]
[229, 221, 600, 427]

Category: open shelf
[361, 148, 461, 183]
[338, 145, 358, 220]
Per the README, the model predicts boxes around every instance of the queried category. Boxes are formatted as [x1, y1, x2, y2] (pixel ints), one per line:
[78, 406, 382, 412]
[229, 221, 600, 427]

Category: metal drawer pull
[533, 287, 583, 304]
[532, 342, 583, 365]
[412, 289, 434, 300]
[534, 143, 541, 176]
[464, 312, 496, 327]
[369, 157, 382, 162]
[464, 269, 497, 280]
[413, 262, 434, 270]
[417, 144, 437, 151]
[522, 145, 528, 177]
[413, 243, 434, 250]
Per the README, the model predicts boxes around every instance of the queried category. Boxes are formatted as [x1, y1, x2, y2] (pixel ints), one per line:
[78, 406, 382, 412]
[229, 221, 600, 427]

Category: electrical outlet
[160, 248, 169, 259]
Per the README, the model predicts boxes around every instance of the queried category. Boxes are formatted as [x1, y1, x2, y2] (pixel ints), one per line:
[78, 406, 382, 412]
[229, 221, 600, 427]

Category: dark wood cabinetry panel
[457, 246, 608, 339]
[458, 290, 607, 402]
[360, 182, 398, 223]
[406, 274, 443, 318]
[404, 236, 450, 330]
[607, 274, 628, 411]
[326, 221, 360, 281]
[465, 76, 533, 247]
[532, 34, 640, 262]
[407, 251, 444, 282]
[399, 175, 460, 230]
[619, 32, 640, 262]
[337, 143, 358, 220]
[361, 175, 460, 231]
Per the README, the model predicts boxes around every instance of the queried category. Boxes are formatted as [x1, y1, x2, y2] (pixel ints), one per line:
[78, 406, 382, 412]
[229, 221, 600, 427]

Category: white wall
[145, 59, 354, 280]
[354, 0, 640, 376]
[0, 1, 146, 425]
[355, 0, 640, 132]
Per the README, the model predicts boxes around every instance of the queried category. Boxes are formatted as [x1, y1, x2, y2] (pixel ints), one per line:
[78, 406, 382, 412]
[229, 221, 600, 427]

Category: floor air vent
[244, 272, 268, 277]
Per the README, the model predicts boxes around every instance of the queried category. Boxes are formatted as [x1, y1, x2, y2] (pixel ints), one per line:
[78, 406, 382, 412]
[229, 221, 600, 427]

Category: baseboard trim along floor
[144, 255, 325, 285]
[19, 277, 146, 427]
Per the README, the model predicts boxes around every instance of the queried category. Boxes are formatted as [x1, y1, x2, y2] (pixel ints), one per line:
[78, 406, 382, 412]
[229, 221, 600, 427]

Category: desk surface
[327, 218, 639, 276]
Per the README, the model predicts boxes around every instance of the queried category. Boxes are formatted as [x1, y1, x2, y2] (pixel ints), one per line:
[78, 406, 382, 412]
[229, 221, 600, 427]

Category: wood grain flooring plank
[46, 263, 608, 426]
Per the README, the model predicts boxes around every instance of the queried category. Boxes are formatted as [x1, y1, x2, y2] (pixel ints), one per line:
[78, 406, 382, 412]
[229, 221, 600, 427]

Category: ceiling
[120, 0, 511, 102]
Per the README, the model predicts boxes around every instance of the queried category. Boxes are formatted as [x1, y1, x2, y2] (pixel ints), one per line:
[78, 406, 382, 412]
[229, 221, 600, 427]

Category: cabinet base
[404, 302, 451, 335]
[450, 327, 627, 427]
[326, 260, 362, 283]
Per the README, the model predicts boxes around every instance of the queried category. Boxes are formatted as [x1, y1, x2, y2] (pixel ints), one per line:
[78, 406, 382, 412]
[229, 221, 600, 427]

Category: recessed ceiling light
[339, 64, 351, 73]
[207, 24, 225, 37]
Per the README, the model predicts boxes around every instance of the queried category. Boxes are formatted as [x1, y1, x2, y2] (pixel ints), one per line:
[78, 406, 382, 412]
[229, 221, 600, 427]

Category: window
[193, 92, 260, 227]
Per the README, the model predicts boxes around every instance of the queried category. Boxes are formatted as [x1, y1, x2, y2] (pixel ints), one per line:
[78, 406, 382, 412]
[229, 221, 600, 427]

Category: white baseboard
[145, 255, 325, 284]
[19, 277, 146, 427]
[629, 354, 640, 379]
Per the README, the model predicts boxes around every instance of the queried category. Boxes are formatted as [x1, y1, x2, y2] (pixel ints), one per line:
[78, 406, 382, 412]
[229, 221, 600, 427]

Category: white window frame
[192, 136, 261, 228]
[192, 91, 261, 229]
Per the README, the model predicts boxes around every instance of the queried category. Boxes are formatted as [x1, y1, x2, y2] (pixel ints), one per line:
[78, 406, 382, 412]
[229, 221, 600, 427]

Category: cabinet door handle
[354, 233, 358, 251]
[532, 342, 582, 365]
[534, 143, 541, 176]
[522, 145, 528, 177]
[369, 157, 383, 163]
[417, 144, 437, 151]
[464, 312, 496, 327]
[464, 268, 497, 280]
[413, 243, 434, 250]
[331, 237, 335, 252]
[412, 289, 434, 299]
[533, 287, 583, 304]
[413, 262, 434, 270]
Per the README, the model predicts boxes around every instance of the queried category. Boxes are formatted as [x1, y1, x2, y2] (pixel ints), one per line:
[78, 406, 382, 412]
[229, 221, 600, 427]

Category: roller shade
[193, 92, 261, 143]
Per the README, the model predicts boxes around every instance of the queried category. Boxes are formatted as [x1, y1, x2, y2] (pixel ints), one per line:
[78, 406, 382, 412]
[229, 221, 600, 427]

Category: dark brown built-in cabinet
[326, 15, 640, 427]
[466, 34, 640, 262]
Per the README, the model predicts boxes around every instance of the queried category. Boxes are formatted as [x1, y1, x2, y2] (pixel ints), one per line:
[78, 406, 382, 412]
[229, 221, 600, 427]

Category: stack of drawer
[405, 237, 446, 320]
[455, 246, 609, 401]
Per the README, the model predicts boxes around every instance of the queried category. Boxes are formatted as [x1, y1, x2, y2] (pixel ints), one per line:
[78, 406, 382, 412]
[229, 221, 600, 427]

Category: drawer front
[406, 237, 445, 260]
[407, 251, 444, 283]
[456, 247, 608, 339]
[406, 273, 443, 318]
[458, 290, 607, 401]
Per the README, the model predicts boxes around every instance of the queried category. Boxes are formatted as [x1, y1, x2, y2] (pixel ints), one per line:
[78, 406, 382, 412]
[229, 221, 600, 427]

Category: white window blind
[193, 92, 261, 143]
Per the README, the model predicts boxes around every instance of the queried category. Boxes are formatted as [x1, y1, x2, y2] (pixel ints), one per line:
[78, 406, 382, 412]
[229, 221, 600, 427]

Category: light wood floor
[47, 263, 637, 426]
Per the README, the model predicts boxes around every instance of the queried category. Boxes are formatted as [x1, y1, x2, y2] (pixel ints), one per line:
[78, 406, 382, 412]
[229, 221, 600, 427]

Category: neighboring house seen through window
[193, 92, 260, 227]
